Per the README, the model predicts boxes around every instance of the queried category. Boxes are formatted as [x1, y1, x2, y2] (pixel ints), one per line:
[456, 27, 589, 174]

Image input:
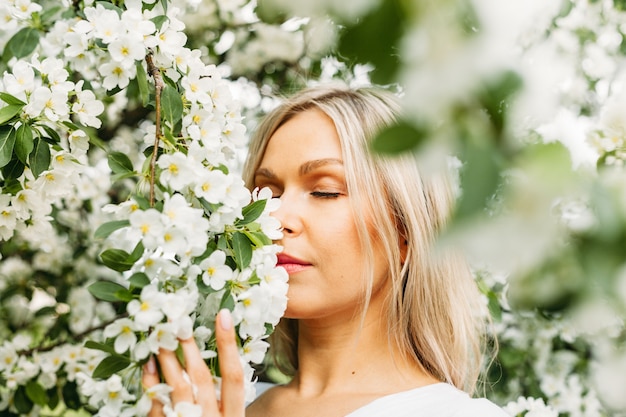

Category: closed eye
[310, 191, 341, 198]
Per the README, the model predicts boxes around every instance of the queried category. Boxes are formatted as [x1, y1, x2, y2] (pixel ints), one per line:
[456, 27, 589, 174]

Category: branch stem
[145, 53, 164, 207]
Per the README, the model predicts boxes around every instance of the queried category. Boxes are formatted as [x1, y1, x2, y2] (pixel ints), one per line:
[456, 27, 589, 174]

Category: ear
[399, 235, 408, 265]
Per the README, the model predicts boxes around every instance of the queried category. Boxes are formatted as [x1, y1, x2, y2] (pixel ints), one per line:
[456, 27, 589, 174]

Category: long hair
[243, 84, 489, 394]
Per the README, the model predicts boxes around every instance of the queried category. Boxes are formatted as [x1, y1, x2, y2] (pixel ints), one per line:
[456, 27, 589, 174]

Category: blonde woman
[143, 85, 508, 417]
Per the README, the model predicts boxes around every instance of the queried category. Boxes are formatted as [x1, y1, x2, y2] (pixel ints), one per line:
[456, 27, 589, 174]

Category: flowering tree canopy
[1, 0, 626, 417]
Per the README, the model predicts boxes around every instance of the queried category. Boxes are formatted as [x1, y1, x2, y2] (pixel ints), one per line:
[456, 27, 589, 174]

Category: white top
[345, 383, 510, 417]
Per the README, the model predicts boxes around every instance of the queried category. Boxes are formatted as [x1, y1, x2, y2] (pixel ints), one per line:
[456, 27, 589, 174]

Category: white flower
[193, 169, 229, 204]
[146, 322, 178, 352]
[3, 60, 35, 99]
[241, 338, 269, 364]
[104, 318, 138, 354]
[64, 31, 90, 58]
[199, 250, 233, 291]
[0, 345, 18, 373]
[137, 383, 172, 414]
[164, 401, 202, 417]
[108, 35, 146, 67]
[234, 285, 271, 339]
[99, 61, 136, 90]
[129, 208, 164, 250]
[11, 0, 42, 20]
[72, 87, 104, 128]
[24, 86, 70, 121]
[157, 153, 198, 191]
[127, 285, 165, 330]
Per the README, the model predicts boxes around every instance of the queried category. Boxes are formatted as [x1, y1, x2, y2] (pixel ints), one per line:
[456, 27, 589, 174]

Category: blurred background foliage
[2, 0, 626, 415]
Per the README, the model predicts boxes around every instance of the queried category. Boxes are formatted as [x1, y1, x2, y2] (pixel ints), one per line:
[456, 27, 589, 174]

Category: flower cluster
[1, 0, 288, 416]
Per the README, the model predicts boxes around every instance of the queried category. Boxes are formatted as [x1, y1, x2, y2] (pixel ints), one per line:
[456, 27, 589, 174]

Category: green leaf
[25, 380, 48, 406]
[2, 158, 25, 180]
[94, 220, 130, 239]
[15, 123, 34, 164]
[232, 232, 253, 270]
[100, 248, 135, 272]
[4, 27, 40, 60]
[29, 137, 51, 176]
[128, 240, 146, 264]
[370, 120, 428, 154]
[479, 70, 523, 136]
[95, 0, 123, 15]
[47, 385, 59, 410]
[0, 92, 26, 106]
[0, 125, 16, 168]
[0, 104, 22, 124]
[455, 144, 501, 219]
[40, 124, 62, 143]
[243, 230, 272, 247]
[92, 355, 131, 379]
[85, 340, 118, 356]
[220, 290, 235, 311]
[151, 15, 169, 31]
[132, 193, 151, 210]
[62, 381, 81, 410]
[40, 5, 63, 26]
[161, 84, 183, 128]
[136, 61, 151, 107]
[129, 272, 151, 289]
[338, 0, 405, 84]
[239, 199, 267, 225]
[34, 305, 56, 317]
[108, 151, 134, 174]
[88, 280, 130, 302]
[13, 385, 33, 414]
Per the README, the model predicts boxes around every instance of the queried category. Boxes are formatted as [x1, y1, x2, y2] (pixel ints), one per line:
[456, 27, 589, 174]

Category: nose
[272, 190, 301, 238]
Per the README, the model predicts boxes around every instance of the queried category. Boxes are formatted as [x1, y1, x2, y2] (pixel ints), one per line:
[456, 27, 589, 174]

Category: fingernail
[219, 309, 232, 330]
[145, 356, 156, 374]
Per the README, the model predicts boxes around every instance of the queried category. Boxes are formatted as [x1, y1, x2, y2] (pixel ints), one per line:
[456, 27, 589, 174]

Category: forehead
[260, 108, 343, 166]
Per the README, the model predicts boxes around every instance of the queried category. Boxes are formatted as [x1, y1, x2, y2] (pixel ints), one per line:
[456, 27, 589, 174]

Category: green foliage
[92, 355, 131, 379]
[161, 84, 184, 130]
[231, 231, 253, 270]
[370, 120, 428, 154]
[239, 199, 267, 225]
[94, 220, 131, 239]
[29, 137, 51, 177]
[338, 0, 406, 85]
[3, 27, 41, 61]
[0, 125, 17, 168]
[88, 281, 132, 302]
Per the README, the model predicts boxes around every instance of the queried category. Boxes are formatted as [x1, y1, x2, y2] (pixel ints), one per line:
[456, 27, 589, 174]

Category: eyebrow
[255, 158, 344, 179]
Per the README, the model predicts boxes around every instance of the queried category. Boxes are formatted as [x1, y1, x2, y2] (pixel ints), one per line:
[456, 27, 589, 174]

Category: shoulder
[246, 383, 287, 417]
[348, 383, 509, 417]
[412, 384, 510, 417]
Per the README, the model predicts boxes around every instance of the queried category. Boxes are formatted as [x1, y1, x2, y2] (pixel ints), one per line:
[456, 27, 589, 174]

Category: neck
[289, 301, 437, 397]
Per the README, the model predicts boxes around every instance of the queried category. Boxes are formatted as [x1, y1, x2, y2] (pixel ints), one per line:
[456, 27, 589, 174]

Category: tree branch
[17, 313, 128, 356]
[145, 52, 164, 208]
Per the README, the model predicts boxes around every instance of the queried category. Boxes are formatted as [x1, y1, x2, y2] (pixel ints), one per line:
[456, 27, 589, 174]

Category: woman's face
[254, 108, 389, 321]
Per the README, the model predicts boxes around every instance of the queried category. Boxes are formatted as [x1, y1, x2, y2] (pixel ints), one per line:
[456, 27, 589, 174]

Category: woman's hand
[142, 309, 245, 417]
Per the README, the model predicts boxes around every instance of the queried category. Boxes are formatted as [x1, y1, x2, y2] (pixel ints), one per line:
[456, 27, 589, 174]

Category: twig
[17, 313, 128, 356]
[145, 52, 164, 208]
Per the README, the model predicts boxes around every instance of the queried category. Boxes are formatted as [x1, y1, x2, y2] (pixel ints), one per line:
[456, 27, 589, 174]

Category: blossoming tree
[3, 0, 626, 417]
[0, 0, 302, 415]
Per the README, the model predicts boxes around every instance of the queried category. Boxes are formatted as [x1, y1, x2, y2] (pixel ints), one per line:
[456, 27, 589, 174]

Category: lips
[277, 254, 311, 274]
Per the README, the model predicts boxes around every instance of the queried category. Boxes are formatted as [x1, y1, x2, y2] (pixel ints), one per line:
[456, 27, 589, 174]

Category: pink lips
[277, 254, 311, 274]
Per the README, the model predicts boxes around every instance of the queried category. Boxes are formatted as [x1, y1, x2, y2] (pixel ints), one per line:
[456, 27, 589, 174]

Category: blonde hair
[243, 85, 489, 394]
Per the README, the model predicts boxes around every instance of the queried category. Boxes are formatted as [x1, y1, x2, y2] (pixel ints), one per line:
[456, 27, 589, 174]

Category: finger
[157, 347, 195, 404]
[180, 337, 220, 415]
[216, 309, 245, 416]
[142, 356, 164, 417]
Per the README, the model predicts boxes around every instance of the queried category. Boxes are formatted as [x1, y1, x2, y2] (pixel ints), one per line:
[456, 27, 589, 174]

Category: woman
[143, 85, 508, 416]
